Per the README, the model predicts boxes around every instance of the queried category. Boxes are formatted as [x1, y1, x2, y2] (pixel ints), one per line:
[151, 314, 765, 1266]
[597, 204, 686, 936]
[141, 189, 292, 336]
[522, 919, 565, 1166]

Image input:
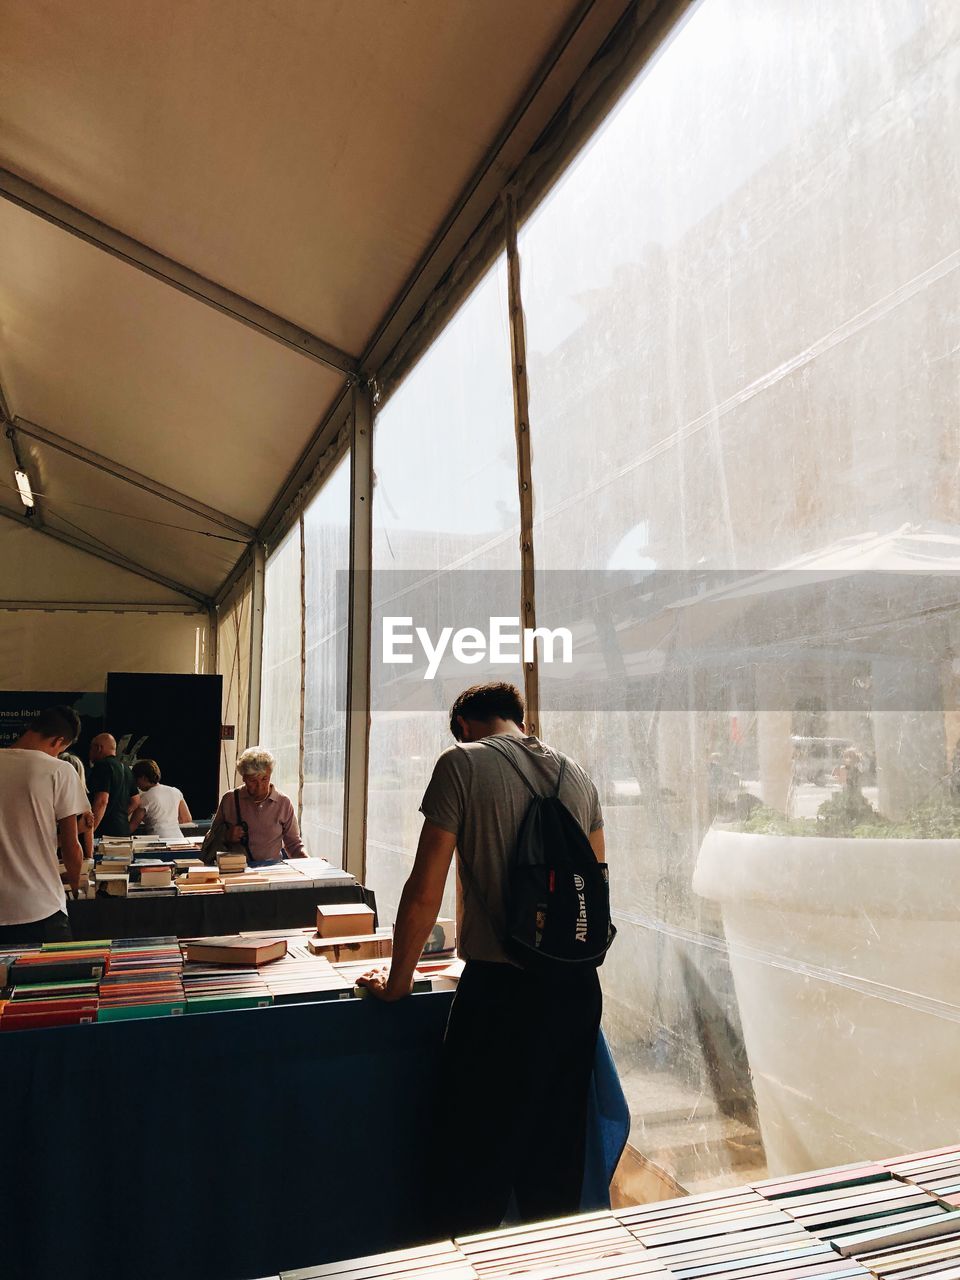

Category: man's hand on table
[355, 965, 412, 1002]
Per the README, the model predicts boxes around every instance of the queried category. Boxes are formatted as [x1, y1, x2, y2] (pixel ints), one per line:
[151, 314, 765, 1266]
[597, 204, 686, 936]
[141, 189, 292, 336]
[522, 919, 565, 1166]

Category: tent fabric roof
[0, 0, 607, 605]
[0, 517, 202, 607]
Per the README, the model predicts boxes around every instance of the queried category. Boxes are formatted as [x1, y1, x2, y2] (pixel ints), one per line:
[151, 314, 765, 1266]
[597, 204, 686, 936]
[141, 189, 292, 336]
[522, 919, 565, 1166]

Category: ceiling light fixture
[14, 469, 34, 508]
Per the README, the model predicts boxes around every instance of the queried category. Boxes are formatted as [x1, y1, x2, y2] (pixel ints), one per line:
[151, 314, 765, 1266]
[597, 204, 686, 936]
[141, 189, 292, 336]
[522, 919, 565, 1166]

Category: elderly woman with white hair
[212, 746, 305, 865]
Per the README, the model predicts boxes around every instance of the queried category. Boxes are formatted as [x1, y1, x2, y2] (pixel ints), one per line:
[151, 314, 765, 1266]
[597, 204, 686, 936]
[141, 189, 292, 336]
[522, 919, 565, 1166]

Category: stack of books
[288, 857, 357, 889]
[97, 937, 185, 1020]
[833, 1216, 960, 1276]
[177, 865, 224, 895]
[882, 1146, 960, 1209]
[0, 921, 460, 1034]
[181, 965, 274, 1013]
[276, 1147, 960, 1280]
[181, 934, 302, 1011]
[305, 923, 457, 979]
[754, 1162, 957, 1265]
[185, 936, 287, 965]
[259, 863, 309, 890]
[0, 983, 100, 1031]
[616, 1186, 860, 1280]
[100, 836, 133, 853]
[173, 856, 204, 874]
[6, 941, 109, 982]
[307, 927, 393, 962]
[96, 842, 133, 895]
[217, 851, 247, 876]
[129, 862, 176, 896]
[412, 957, 464, 991]
[422, 918, 457, 959]
[0, 939, 108, 1031]
[281, 1240, 478, 1280]
[221, 860, 355, 891]
[221, 871, 273, 893]
[459, 1212, 665, 1280]
[164, 859, 359, 894]
[261, 952, 354, 1004]
[316, 903, 376, 937]
[60, 856, 96, 898]
[331, 956, 433, 995]
[838, 1233, 960, 1275]
[132, 834, 204, 855]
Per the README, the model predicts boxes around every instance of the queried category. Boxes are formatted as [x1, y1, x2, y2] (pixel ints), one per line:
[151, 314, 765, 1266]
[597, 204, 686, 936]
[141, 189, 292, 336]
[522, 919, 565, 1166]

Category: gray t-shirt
[419, 732, 603, 965]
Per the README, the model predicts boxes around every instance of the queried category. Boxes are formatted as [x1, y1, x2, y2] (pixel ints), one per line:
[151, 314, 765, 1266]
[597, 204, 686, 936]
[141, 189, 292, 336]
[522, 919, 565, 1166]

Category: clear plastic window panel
[368, 256, 522, 925]
[259, 523, 303, 807]
[519, 0, 960, 1196]
[302, 453, 351, 865]
[217, 572, 252, 799]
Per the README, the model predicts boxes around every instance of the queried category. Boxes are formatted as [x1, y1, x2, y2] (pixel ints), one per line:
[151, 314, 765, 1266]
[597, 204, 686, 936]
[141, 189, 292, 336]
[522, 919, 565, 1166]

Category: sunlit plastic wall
[217, 570, 253, 799]
[519, 0, 960, 1190]
[366, 258, 522, 925]
[302, 454, 350, 865]
[258, 0, 960, 1194]
[259, 524, 302, 804]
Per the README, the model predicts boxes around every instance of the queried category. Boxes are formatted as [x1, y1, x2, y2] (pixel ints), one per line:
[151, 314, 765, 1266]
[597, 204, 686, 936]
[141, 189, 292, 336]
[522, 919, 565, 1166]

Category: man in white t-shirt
[0, 705, 91, 944]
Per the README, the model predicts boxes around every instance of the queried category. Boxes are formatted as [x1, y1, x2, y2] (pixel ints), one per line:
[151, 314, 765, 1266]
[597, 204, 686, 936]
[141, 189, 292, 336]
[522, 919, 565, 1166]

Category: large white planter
[693, 827, 960, 1175]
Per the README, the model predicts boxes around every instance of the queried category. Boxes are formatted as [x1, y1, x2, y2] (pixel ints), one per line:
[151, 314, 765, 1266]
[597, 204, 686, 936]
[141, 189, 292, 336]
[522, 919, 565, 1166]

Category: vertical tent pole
[298, 507, 307, 823]
[207, 604, 218, 675]
[343, 384, 374, 881]
[248, 542, 266, 748]
[504, 190, 541, 737]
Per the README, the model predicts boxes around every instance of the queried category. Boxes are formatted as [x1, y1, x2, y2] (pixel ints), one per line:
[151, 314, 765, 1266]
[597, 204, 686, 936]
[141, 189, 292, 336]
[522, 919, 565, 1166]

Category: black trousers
[0, 910, 73, 946]
[433, 959, 602, 1239]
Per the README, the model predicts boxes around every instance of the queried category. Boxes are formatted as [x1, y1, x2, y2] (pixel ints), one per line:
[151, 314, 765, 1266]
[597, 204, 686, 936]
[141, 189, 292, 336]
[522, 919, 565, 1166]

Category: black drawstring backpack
[472, 738, 616, 973]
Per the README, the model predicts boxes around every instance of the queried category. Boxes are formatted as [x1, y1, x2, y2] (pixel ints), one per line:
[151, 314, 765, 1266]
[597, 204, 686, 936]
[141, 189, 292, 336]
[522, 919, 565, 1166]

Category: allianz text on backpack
[483, 738, 616, 973]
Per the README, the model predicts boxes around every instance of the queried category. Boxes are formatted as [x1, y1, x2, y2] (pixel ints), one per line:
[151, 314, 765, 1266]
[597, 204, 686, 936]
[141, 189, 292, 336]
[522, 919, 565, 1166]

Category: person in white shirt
[129, 759, 192, 840]
[0, 705, 91, 944]
[59, 751, 93, 862]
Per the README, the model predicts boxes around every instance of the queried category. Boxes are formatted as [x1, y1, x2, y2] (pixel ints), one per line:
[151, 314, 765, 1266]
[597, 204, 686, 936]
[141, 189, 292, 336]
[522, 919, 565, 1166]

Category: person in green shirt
[88, 734, 140, 837]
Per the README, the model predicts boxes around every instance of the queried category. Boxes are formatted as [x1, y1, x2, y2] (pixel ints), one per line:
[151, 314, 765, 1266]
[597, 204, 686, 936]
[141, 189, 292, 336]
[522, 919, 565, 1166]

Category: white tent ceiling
[0, 0, 633, 606]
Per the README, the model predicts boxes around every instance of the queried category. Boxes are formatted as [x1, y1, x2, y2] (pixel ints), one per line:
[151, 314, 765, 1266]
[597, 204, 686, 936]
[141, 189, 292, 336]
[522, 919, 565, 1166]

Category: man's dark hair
[449, 682, 525, 741]
[28, 705, 81, 746]
[132, 758, 161, 786]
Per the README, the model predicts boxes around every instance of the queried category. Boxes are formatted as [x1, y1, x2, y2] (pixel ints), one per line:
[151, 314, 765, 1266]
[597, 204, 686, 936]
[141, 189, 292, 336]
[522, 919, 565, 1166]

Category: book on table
[315, 903, 376, 938]
[421, 918, 456, 956]
[137, 865, 174, 886]
[10, 953, 107, 982]
[98, 874, 129, 896]
[185, 865, 220, 883]
[185, 936, 288, 966]
[307, 930, 392, 961]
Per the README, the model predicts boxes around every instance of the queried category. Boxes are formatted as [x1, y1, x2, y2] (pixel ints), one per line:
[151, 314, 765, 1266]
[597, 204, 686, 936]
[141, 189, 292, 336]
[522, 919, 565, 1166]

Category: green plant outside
[736, 795, 960, 840]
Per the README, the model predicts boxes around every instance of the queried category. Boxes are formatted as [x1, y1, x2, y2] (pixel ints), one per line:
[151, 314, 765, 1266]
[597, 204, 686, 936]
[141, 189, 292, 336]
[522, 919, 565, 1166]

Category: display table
[1, 994, 628, 1280]
[67, 883, 376, 940]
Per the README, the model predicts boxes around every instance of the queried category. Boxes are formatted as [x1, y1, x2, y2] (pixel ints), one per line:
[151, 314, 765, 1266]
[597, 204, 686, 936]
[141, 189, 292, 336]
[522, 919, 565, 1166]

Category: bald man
[89, 734, 140, 837]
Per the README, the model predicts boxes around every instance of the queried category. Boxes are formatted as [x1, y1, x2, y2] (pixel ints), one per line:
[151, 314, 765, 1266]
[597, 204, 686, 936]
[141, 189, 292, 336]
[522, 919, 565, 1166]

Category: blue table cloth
[2, 992, 629, 1280]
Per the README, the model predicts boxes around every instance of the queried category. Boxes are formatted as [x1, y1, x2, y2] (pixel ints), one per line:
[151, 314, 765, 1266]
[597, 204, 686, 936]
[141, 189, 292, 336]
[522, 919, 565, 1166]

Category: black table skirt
[67, 883, 376, 939]
[2, 993, 451, 1280]
[1, 994, 626, 1280]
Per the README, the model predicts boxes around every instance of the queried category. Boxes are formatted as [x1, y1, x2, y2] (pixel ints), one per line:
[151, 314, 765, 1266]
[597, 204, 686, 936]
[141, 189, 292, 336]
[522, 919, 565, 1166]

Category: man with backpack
[357, 681, 612, 1235]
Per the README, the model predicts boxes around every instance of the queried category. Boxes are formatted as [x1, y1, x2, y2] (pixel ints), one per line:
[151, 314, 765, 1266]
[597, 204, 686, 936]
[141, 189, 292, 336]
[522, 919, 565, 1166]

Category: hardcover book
[315, 904, 376, 938]
[185, 937, 288, 966]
